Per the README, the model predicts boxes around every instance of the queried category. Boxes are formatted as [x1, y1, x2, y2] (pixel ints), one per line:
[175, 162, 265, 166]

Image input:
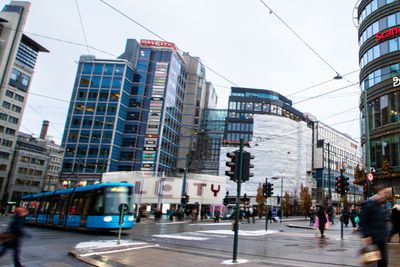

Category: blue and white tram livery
[21, 182, 135, 230]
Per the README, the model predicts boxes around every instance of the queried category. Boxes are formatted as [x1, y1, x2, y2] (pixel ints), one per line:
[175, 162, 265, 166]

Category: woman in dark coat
[389, 204, 400, 242]
[315, 206, 328, 239]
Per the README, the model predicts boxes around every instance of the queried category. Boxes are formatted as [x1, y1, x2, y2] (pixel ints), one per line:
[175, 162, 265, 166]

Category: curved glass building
[358, 0, 400, 197]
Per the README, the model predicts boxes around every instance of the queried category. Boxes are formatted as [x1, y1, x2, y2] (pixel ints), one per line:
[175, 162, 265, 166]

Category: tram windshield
[103, 186, 133, 215]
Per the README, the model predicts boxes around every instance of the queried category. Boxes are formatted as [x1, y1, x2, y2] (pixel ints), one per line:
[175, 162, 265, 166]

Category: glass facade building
[224, 87, 305, 145]
[61, 39, 187, 184]
[358, 0, 400, 197]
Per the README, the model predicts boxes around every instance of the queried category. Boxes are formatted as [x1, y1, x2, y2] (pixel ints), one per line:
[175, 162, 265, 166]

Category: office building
[0, 1, 48, 202]
[357, 0, 400, 198]
[61, 39, 187, 185]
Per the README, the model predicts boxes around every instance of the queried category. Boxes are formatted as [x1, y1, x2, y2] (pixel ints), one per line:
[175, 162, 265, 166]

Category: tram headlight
[103, 216, 113, 222]
[128, 216, 134, 222]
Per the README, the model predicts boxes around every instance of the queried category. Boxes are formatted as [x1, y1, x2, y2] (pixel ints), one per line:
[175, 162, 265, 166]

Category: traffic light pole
[265, 177, 268, 231]
[232, 138, 244, 263]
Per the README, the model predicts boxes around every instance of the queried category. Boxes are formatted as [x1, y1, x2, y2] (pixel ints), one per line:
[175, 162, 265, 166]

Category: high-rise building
[357, 0, 400, 197]
[0, 1, 48, 202]
[224, 87, 306, 145]
[61, 39, 187, 185]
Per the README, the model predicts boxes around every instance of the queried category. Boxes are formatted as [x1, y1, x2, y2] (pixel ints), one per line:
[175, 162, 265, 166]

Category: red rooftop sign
[140, 39, 177, 51]
[376, 27, 400, 42]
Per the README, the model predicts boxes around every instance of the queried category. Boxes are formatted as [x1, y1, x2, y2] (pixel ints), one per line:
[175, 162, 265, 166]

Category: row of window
[370, 133, 400, 168]
[365, 92, 400, 130]
[0, 125, 16, 136]
[67, 131, 113, 143]
[76, 90, 121, 101]
[227, 122, 253, 132]
[359, 0, 395, 25]
[2, 101, 21, 113]
[16, 42, 38, 69]
[65, 146, 110, 157]
[226, 133, 252, 142]
[74, 104, 117, 114]
[231, 92, 280, 101]
[0, 152, 10, 160]
[361, 62, 400, 91]
[62, 161, 107, 173]
[15, 178, 40, 188]
[360, 35, 400, 68]
[0, 112, 19, 124]
[82, 63, 126, 77]
[79, 76, 123, 89]
[0, 138, 12, 148]
[359, 11, 400, 46]
[5, 90, 24, 102]
[17, 167, 43, 176]
[71, 117, 115, 129]
[20, 156, 45, 166]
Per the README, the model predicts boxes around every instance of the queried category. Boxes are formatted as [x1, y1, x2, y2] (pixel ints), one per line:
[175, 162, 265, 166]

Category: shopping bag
[360, 244, 381, 264]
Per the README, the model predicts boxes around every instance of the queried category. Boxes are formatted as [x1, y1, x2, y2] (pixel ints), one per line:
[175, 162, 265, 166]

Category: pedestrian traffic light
[335, 176, 341, 194]
[266, 183, 274, 197]
[225, 151, 239, 181]
[242, 151, 255, 182]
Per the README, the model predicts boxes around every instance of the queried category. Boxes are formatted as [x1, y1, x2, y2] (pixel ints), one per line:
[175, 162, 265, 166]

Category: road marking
[79, 244, 160, 257]
[189, 223, 232, 226]
[198, 230, 278, 236]
[153, 234, 209, 241]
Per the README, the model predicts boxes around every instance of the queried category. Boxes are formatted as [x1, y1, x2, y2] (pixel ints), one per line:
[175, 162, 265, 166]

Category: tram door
[80, 193, 93, 227]
[59, 195, 68, 226]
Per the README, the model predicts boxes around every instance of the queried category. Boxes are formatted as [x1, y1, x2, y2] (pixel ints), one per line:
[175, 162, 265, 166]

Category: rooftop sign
[140, 39, 177, 51]
[375, 27, 400, 42]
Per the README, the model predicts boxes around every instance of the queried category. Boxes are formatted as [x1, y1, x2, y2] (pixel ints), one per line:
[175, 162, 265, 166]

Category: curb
[69, 250, 111, 267]
[286, 224, 315, 230]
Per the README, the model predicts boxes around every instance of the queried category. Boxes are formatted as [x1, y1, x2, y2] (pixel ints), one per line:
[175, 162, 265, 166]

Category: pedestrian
[350, 205, 357, 230]
[169, 208, 175, 221]
[191, 208, 197, 224]
[341, 206, 350, 227]
[251, 208, 257, 223]
[360, 185, 391, 267]
[309, 206, 316, 226]
[267, 208, 273, 223]
[214, 210, 220, 223]
[389, 203, 400, 242]
[327, 204, 334, 225]
[0, 207, 30, 267]
[315, 205, 329, 239]
[245, 208, 251, 223]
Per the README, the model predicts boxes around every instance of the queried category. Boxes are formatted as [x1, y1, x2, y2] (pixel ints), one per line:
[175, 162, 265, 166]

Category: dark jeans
[375, 241, 388, 267]
[319, 226, 325, 237]
[0, 239, 23, 267]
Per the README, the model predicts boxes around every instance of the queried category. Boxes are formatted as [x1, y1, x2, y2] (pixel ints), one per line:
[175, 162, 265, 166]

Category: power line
[286, 69, 359, 97]
[75, 0, 91, 55]
[27, 104, 64, 136]
[293, 82, 358, 105]
[257, 0, 342, 77]
[99, 0, 238, 87]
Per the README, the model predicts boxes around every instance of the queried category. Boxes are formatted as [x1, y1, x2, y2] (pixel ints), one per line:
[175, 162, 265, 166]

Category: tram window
[39, 199, 51, 214]
[93, 194, 104, 215]
[69, 197, 79, 215]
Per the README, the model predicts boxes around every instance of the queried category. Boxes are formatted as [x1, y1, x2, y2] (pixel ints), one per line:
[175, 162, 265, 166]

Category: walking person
[309, 206, 316, 226]
[251, 208, 257, 223]
[214, 210, 220, 223]
[245, 208, 251, 223]
[389, 202, 400, 242]
[315, 205, 329, 239]
[191, 208, 197, 224]
[0, 207, 30, 267]
[327, 204, 334, 225]
[360, 185, 391, 267]
[350, 205, 357, 230]
[267, 208, 273, 223]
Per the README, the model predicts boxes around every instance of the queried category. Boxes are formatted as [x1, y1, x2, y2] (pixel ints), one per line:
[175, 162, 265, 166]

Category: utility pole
[327, 143, 331, 202]
[265, 177, 268, 231]
[363, 90, 371, 196]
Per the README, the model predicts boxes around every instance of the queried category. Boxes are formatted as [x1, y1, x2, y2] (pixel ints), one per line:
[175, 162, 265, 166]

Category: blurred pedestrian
[360, 185, 391, 267]
[315, 205, 329, 239]
[342, 206, 350, 227]
[267, 208, 273, 223]
[327, 204, 334, 225]
[245, 208, 251, 223]
[251, 208, 257, 223]
[389, 203, 400, 243]
[214, 210, 220, 223]
[309, 206, 316, 226]
[0, 207, 30, 267]
[350, 205, 357, 230]
[191, 209, 197, 224]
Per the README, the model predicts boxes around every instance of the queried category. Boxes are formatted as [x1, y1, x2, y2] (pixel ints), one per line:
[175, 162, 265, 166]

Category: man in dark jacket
[389, 203, 400, 242]
[0, 207, 30, 267]
[360, 185, 391, 267]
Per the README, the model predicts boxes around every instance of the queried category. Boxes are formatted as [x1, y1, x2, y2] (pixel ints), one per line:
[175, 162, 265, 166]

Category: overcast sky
[3, 0, 361, 144]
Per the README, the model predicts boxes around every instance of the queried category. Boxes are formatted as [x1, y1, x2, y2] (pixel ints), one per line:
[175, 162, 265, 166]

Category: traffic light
[242, 151, 255, 182]
[263, 183, 268, 197]
[225, 151, 239, 181]
[266, 183, 274, 197]
[335, 176, 342, 194]
[185, 194, 190, 204]
[342, 177, 349, 194]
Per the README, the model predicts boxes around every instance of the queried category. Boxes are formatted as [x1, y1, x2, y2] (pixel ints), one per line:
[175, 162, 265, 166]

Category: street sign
[367, 173, 373, 181]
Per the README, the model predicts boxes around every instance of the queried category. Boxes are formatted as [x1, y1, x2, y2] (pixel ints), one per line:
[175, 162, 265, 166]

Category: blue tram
[21, 182, 135, 230]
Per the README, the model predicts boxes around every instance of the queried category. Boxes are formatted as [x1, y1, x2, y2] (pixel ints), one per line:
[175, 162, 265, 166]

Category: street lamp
[271, 176, 283, 223]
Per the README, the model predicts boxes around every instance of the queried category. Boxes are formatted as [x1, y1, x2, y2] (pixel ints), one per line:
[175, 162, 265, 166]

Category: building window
[11, 105, 21, 113]
[0, 113, 7, 121]
[5, 90, 13, 98]
[2, 101, 11, 109]
[5, 128, 15, 136]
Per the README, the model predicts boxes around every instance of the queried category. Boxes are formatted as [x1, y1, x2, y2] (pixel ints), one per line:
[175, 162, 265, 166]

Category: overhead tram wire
[99, 0, 238, 87]
[75, 0, 91, 55]
[257, 0, 342, 78]
[285, 69, 359, 97]
[27, 104, 64, 136]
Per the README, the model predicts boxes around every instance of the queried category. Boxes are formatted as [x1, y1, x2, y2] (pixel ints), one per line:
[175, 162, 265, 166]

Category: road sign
[367, 173, 373, 181]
